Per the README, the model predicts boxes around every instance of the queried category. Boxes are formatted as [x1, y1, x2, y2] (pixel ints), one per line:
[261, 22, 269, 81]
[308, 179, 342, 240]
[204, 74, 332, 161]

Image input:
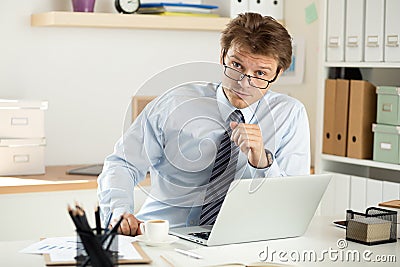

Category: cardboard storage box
[0, 138, 46, 176]
[372, 124, 400, 164]
[322, 79, 350, 156]
[0, 99, 48, 138]
[376, 86, 400, 125]
[347, 80, 377, 159]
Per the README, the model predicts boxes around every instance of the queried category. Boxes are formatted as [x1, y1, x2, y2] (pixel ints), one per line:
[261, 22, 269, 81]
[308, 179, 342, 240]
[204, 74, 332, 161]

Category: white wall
[0, 0, 319, 166]
[0, 0, 220, 165]
[274, 0, 321, 165]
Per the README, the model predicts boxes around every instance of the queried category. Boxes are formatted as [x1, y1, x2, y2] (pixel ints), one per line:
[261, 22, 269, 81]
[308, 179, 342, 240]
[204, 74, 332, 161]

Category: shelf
[324, 62, 400, 68]
[0, 165, 151, 194]
[31, 12, 231, 31]
[321, 154, 400, 171]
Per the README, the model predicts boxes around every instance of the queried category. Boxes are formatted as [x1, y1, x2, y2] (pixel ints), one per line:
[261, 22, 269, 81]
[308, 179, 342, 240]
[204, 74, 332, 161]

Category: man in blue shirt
[98, 13, 310, 236]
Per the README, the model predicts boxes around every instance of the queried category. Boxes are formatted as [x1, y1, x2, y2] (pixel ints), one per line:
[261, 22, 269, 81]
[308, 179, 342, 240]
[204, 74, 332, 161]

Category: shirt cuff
[248, 149, 273, 168]
[247, 149, 274, 177]
[109, 207, 128, 226]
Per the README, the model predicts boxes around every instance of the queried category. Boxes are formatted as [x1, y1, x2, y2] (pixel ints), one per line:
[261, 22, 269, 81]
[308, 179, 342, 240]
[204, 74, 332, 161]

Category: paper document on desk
[19, 236, 77, 254]
[20, 235, 143, 261]
[161, 243, 292, 267]
[161, 252, 291, 267]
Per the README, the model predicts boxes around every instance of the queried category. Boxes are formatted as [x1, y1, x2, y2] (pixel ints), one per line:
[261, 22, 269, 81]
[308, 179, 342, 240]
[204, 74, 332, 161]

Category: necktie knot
[229, 110, 245, 124]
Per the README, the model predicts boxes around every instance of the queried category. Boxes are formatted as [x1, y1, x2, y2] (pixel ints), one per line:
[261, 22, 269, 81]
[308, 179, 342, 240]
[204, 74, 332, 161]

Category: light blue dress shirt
[97, 82, 310, 227]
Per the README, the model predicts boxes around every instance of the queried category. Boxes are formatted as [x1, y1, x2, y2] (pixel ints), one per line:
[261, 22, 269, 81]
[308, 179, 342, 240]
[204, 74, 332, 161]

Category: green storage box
[372, 124, 400, 164]
[376, 86, 400, 125]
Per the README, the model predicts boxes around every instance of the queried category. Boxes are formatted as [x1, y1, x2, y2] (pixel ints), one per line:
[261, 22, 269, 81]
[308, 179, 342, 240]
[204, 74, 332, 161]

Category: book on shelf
[138, 2, 218, 15]
[156, 12, 219, 17]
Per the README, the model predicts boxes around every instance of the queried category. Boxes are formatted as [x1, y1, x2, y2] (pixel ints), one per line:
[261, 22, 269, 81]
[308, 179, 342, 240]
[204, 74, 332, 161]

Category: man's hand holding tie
[230, 122, 269, 169]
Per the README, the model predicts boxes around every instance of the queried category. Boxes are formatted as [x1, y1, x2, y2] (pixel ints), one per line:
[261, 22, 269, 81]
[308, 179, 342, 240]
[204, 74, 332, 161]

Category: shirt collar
[216, 84, 259, 123]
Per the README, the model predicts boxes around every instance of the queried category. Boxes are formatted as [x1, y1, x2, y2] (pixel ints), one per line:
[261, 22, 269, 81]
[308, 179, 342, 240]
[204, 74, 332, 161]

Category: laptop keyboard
[188, 231, 210, 240]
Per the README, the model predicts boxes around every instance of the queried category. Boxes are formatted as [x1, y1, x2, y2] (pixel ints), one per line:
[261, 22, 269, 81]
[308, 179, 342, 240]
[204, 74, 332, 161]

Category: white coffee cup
[139, 219, 169, 242]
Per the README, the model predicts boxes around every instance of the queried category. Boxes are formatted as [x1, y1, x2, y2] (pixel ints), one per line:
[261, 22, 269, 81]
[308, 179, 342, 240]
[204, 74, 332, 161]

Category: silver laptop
[169, 174, 332, 246]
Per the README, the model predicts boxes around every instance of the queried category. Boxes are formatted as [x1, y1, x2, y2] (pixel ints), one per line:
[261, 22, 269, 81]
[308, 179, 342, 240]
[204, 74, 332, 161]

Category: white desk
[1, 217, 398, 267]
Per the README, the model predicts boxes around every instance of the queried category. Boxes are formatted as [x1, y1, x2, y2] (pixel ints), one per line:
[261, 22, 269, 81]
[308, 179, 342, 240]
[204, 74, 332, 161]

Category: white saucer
[135, 234, 179, 246]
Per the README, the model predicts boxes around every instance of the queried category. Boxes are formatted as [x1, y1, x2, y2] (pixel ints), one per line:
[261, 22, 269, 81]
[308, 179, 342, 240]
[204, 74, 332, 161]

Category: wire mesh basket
[346, 207, 397, 246]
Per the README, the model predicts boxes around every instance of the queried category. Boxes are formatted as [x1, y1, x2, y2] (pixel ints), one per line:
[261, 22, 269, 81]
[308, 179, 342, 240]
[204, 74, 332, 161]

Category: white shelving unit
[30, 12, 231, 31]
[316, 61, 400, 181]
[315, 1, 400, 182]
[324, 62, 400, 68]
[321, 154, 400, 172]
[315, 1, 400, 217]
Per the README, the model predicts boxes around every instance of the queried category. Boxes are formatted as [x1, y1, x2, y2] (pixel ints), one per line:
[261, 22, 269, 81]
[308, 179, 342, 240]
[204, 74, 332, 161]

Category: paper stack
[137, 2, 219, 17]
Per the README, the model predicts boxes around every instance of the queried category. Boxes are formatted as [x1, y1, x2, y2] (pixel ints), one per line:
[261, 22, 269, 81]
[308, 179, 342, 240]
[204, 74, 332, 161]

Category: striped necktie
[199, 110, 244, 225]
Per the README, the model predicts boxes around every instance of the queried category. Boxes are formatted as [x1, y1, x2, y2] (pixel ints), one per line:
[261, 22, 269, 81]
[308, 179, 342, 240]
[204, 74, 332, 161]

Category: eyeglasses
[223, 64, 280, 90]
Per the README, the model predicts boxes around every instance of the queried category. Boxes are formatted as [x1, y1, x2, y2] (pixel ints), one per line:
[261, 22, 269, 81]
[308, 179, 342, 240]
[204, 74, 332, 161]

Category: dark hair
[220, 13, 292, 71]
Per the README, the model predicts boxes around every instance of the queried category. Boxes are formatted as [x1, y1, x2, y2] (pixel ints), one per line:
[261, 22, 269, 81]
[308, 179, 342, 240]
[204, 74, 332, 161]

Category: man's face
[220, 45, 281, 109]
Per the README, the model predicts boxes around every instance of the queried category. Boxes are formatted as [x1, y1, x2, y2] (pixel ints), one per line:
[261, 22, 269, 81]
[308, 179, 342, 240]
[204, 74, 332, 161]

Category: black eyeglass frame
[222, 57, 281, 90]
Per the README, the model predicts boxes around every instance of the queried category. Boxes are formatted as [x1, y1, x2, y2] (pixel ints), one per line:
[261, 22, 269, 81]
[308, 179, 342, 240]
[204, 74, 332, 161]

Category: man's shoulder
[144, 82, 219, 118]
[163, 82, 219, 99]
[264, 90, 305, 110]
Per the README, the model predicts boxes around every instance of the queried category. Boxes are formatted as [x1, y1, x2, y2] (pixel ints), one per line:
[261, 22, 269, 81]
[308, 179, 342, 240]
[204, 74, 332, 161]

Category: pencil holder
[346, 207, 397, 246]
[75, 228, 118, 267]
